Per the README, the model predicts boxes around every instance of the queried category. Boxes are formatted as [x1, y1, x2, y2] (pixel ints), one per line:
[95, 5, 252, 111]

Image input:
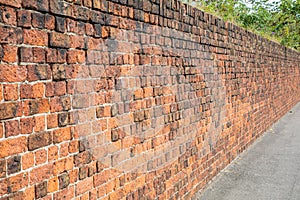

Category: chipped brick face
[0, 0, 300, 199]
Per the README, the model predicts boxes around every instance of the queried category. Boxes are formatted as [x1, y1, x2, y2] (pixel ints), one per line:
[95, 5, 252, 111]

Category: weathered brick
[17, 10, 31, 27]
[75, 177, 93, 195]
[58, 112, 69, 127]
[0, 159, 6, 178]
[23, 29, 48, 46]
[67, 49, 85, 64]
[0, 64, 27, 82]
[0, 25, 23, 44]
[74, 151, 92, 167]
[4, 119, 20, 137]
[28, 131, 52, 150]
[48, 145, 58, 162]
[7, 172, 29, 192]
[58, 172, 70, 189]
[52, 64, 66, 81]
[20, 117, 35, 134]
[23, 98, 50, 116]
[0, 0, 21, 8]
[49, 32, 70, 48]
[7, 155, 21, 175]
[22, 0, 49, 12]
[96, 106, 111, 118]
[53, 186, 75, 200]
[46, 81, 66, 97]
[53, 157, 73, 175]
[32, 12, 45, 28]
[27, 64, 51, 81]
[32, 47, 46, 63]
[50, 96, 71, 112]
[3, 84, 18, 101]
[0, 102, 22, 120]
[29, 164, 53, 185]
[55, 16, 66, 33]
[19, 46, 33, 63]
[35, 181, 47, 199]
[45, 14, 55, 30]
[1, 44, 18, 63]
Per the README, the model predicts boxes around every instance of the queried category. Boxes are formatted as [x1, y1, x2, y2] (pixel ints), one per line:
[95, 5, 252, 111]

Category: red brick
[28, 131, 52, 150]
[70, 35, 85, 49]
[32, 47, 46, 63]
[23, 186, 35, 200]
[0, 101, 22, 120]
[32, 83, 45, 98]
[7, 172, 29, 192]
[22, 152, 34, 170]
[0, 159, 5, 178]
[96, 106, 111, 118]
[7, 155, 21, 175]
[50, 96, 71, 112]
[53, 127, 71, 143]
[31, 12, 45, 29]
[0, 25, 23, 44]
[0, 136, 27, 158]
[1, 6, 17, 26]
[48, 177, 59, 193]
[0, 85, 2, 101]
[35, 149, 47, 165]
[0, 179, 7, 196]
[17, 10, 31, 27]
[67, 49, 85, 64]
[2, 44, 18, 63]
[35, 181, 48, 198]
[53, 157, 73, 175]
[29, 164, 53, 185]
[57, 49, 67, 63]
[45, 13, 55, 29]
[3, 84, 18, 100]
[20, 117, 35, 134]
[19, 46, 33, 63]
[0, 0, 21, 8]
[59, 142, 69, 157]
[27, 65, 51, 81]
[46, 48, 57, 63]
[20, 84, 32, 99]
[46, 81, 66, 97]
[47, 113, 58, 129]
[53, 186, 75, 200]
[49, 32, 70, 48]
[0, 64, 27, 82]
[23, 29, 48, 46]
[22, 0, 49, 12]
[4, 119, 20, 137]
[52, 64, 66, 81]
[23, 98, 50, 116]
[0, 123, 3, 139]
[76, 177, 93, 195]
[48, 145, 58, 162]
[34, 115, 46, 132]
[69, 140, 79, 153]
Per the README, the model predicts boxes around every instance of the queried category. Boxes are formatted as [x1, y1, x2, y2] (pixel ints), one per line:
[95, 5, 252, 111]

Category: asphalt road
[195, 102, 300, 200]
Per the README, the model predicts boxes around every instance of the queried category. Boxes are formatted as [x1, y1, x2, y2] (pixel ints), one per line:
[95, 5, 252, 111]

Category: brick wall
[0, 0, 299, 199]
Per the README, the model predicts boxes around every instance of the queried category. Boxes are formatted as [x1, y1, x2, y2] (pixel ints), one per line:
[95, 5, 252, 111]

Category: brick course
[0, 0, 300, 199]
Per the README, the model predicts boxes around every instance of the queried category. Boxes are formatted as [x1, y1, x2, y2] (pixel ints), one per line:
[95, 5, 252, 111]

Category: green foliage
[182, 0, 300, 50]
